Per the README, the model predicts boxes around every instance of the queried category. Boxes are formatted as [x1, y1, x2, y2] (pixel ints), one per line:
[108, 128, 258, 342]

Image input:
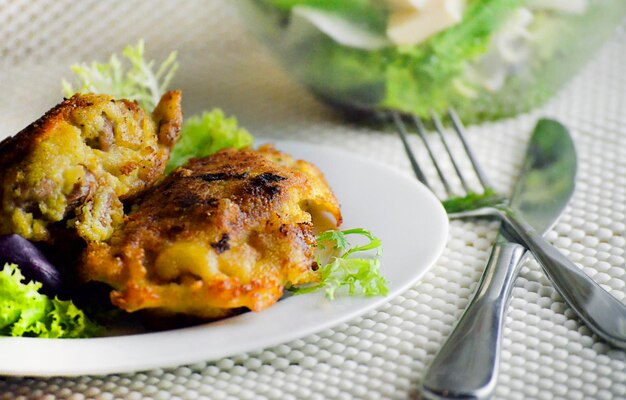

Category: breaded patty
[81, 145, 342, 319]
[0, 91, 182, 242]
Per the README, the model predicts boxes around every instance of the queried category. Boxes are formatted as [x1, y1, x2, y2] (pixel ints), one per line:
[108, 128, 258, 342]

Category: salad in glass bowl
[238, 0, 626, 122]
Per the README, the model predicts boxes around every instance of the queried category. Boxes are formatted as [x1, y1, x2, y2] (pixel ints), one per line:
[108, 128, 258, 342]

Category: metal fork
[391, 110, 626, 399]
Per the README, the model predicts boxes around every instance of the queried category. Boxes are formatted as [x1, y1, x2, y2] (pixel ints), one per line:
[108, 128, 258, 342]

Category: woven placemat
[0, 1, 624, 398]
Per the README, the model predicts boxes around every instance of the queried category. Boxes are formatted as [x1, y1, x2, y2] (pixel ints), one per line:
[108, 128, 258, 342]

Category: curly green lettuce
[165, 110, 254, 173]
[0, 263, 101, 338]
[62, 40, 178, 111]
[291, 229, 387, 300]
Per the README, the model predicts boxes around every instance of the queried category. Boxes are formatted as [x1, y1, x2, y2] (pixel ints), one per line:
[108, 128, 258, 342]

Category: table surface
[0, 1, 625, 399]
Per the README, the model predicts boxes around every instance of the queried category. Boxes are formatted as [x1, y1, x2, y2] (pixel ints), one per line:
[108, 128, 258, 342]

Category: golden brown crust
[81, 145, 342, 319]
[0, 96, 100, 171]
[0, 92, 182, 242]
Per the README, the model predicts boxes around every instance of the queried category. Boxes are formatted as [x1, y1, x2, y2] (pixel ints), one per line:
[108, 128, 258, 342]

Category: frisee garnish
[61, 40, 178, 111]
[290, 228, 387, 300]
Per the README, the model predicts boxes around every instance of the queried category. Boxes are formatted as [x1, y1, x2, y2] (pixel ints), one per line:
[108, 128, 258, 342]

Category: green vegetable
[62, 40, 178, 111]
[442, 187, 506, 214]
[0, 263, 101, 338]
[291, 228, 387, 300]
[165, 110, 254, 173]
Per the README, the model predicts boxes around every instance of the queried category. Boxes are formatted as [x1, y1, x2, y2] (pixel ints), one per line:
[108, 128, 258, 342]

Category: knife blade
[508, 119, 576, 234]
[422, 119, 576, 400]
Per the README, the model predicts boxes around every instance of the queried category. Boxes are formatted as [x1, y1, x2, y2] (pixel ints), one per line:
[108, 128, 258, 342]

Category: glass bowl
[237, 0, 626, 123]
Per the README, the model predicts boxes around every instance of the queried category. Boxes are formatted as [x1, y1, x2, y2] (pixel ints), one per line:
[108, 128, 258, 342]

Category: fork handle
[422, 241, 527, 400]
[499, 209, 626, 349]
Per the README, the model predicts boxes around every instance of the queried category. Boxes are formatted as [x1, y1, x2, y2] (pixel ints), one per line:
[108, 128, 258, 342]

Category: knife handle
[500, 209, 626, 349]
[422, 241, 527, 400]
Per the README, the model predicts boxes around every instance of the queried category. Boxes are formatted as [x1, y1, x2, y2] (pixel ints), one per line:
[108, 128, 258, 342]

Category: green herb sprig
[291, 228, 388, 300]
[62, 40, 178, 111]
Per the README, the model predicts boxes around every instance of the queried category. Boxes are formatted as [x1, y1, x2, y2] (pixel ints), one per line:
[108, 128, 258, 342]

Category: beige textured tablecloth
[0, 1, 625, 398]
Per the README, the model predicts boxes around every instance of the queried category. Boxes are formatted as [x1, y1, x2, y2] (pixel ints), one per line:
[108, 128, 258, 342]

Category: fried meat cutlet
[0, 91, 182, 242]
[81, 145, 342, 319]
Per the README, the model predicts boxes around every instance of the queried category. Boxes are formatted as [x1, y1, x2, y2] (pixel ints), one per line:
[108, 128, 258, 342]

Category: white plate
[0, 140, 448, 377]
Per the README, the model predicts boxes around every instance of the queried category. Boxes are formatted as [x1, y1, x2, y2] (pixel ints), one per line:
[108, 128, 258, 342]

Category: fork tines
[391, 109, 492, 199]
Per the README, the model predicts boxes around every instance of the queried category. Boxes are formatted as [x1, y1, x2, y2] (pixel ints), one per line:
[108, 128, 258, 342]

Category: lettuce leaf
[165, 110, 254, 173]
[0, 263, 101, 338]
[291, 228, 388, 300]
[62, 40, 178, 111]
